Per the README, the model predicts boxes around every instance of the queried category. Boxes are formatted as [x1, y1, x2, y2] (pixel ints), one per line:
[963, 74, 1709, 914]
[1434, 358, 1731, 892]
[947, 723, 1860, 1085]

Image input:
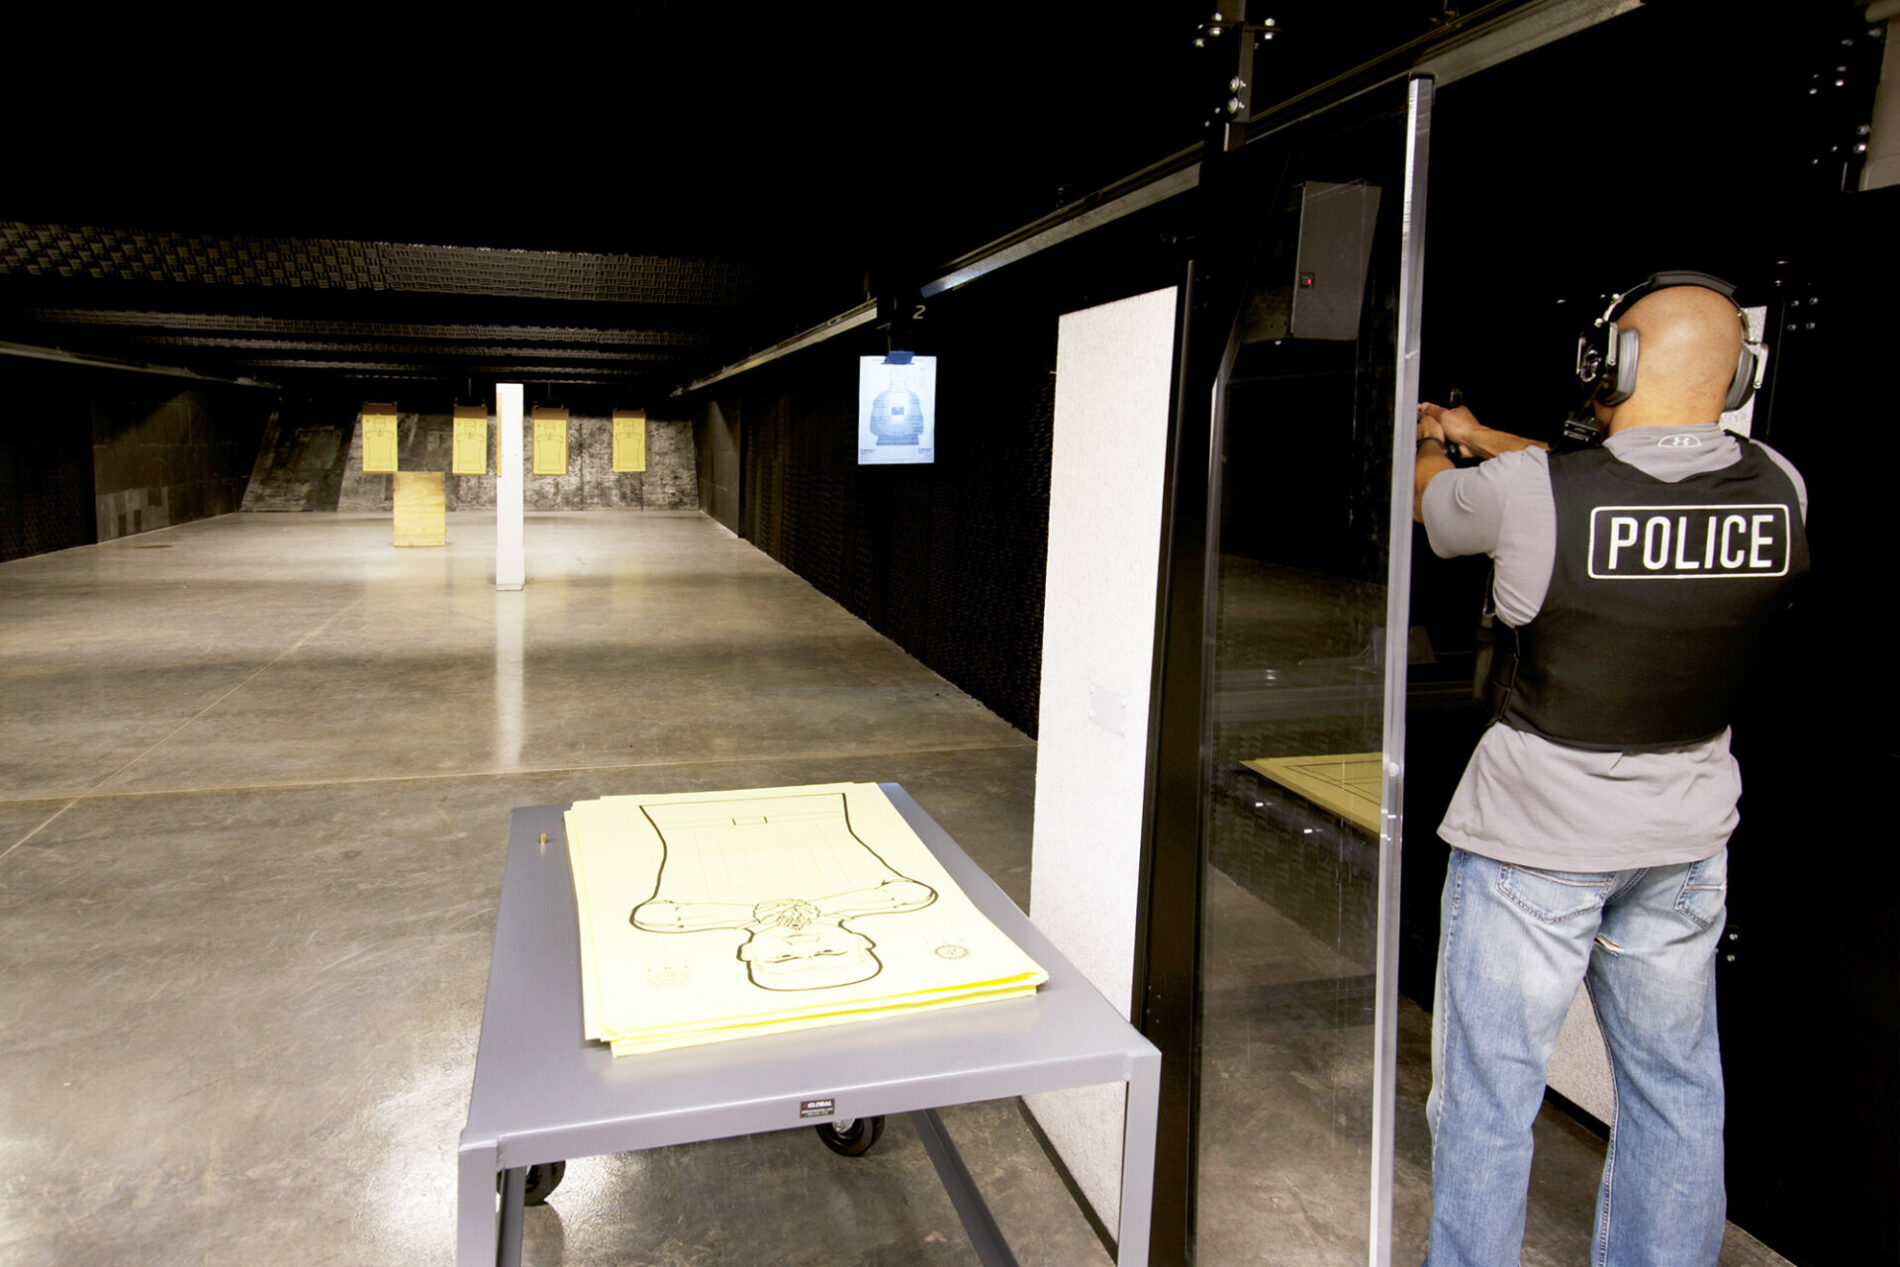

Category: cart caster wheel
[497, 1160, 567, 1206]
[815, 1115, 885, 1157]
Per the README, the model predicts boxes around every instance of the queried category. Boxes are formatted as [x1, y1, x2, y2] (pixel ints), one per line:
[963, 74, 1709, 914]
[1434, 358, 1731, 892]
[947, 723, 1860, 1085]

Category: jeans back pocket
[1675, 848, 1729, 930]
[1497, 863, 1614, 924]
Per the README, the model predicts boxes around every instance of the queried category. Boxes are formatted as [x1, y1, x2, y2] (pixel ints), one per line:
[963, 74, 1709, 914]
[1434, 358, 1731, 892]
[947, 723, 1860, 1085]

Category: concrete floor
[0, 510, 1791, 1266]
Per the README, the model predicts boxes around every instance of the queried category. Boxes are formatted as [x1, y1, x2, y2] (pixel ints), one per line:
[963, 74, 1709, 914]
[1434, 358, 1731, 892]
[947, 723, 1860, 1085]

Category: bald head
[1607, 285, 1745, 429]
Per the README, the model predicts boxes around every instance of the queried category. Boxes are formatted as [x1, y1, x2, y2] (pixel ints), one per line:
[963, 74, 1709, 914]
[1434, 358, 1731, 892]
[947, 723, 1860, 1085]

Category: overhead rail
[0, 340, 280, 391]
[919, 151, 1205, 301]
[676, 146, 1205, 397]
[677, 301, 880, 396]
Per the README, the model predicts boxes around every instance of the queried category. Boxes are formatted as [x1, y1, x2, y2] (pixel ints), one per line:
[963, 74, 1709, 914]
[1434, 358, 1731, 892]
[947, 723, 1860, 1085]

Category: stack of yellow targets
[563, 783, 1049, 1056]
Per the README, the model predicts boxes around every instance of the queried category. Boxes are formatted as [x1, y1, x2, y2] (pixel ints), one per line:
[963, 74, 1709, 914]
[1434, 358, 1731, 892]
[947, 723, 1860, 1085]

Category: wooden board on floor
[1241, 752, 1383, 834]
[393, 471, 446, 547]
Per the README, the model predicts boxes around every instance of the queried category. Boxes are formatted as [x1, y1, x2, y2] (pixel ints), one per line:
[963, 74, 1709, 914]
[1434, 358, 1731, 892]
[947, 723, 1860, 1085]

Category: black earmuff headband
[1574, 270, 1766, 415]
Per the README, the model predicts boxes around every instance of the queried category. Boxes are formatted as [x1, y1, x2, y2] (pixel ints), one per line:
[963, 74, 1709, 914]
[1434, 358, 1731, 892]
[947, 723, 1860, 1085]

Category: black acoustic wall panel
[90, 381, 272, 541]
[0, 361, 96, 561]
[731, 289, 1060, 737]
[709, 197, 1182, 738]
[0, 359, 276, 560]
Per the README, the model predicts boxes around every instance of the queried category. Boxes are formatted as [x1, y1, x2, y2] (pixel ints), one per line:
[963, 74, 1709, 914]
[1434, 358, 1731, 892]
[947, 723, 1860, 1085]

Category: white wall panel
[1025, 286, 1178, 1234]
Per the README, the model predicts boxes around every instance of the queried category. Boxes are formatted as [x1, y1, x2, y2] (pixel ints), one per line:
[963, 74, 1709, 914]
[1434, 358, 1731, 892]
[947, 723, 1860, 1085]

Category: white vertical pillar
[494, 589, 525, 770]
[495, 383, 525, 591]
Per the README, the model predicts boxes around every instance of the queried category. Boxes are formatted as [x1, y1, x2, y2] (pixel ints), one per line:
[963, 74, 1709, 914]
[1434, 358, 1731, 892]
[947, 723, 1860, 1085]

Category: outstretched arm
[1413, 402, 1548, 523]
[1419, 402, 1548, 461]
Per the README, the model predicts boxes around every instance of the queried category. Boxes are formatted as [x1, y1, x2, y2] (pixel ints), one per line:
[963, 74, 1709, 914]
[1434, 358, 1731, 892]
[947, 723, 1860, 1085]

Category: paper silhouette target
[564, 783, 1047, 1055]
[629, 793, 939, 991]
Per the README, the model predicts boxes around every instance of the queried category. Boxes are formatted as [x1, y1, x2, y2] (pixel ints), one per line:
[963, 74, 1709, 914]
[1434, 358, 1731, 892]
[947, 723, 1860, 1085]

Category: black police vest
[1492, 439, 1808, 751]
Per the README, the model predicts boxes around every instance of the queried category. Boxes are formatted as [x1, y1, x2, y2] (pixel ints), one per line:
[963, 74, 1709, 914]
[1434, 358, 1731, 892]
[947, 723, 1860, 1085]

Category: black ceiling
[2, 2, 1212, 398]
[2, 0, 1477, 397]
[8, 1, 1868, 401]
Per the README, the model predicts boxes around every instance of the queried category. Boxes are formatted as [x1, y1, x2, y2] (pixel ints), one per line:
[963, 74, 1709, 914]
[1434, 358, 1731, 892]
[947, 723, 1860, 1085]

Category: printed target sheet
[563, 783, 1048, 1055]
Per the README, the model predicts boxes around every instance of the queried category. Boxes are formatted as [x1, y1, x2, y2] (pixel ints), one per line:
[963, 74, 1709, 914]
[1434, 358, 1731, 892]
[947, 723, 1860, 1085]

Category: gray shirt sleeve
[1419, 448, 1555, 627]
[1758, 441, 1808, 522]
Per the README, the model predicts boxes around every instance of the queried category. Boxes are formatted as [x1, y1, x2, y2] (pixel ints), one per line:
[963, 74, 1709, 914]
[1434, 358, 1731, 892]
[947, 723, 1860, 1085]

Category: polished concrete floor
[0, 511, 1790, 1266]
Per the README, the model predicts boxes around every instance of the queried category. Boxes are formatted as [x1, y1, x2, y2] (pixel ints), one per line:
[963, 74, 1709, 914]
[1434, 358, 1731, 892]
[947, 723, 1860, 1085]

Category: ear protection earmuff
[1574, 270, 1766, 413]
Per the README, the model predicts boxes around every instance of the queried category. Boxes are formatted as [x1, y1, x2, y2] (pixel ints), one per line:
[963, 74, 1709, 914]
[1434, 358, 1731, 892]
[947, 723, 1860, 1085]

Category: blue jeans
[1424, 846, 1729, 1267]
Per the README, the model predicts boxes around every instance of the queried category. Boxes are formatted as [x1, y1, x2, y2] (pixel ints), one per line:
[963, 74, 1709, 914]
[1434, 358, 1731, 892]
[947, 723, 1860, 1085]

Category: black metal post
[1129, 5, 1266, 1261]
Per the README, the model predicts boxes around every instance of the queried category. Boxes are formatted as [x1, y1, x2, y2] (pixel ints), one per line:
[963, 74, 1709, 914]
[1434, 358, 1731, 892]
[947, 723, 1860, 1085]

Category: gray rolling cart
[457, 784, 1162, 1266]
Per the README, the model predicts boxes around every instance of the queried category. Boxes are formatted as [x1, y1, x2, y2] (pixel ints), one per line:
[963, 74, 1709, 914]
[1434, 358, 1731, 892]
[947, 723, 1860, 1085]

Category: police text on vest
[1588, 505, 1791, 579]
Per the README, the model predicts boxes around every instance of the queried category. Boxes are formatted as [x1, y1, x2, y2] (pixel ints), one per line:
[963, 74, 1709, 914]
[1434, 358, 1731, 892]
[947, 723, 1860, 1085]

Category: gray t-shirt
[1420, 422, 1806, 871]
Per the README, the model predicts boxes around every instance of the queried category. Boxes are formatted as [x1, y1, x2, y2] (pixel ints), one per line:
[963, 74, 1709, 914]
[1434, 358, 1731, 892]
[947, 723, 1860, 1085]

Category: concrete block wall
[242, 407, 351, 511]
[248, 400, 697, 513]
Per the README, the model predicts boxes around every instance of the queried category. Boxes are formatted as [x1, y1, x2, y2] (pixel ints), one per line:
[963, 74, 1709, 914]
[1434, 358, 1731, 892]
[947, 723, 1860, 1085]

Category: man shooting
[1411, 274, 1808, 1267]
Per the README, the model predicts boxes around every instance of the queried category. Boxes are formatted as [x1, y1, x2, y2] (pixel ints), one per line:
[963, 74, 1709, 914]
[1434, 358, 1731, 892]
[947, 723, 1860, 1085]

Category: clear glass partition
[1192, 78, 1430, 1266]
